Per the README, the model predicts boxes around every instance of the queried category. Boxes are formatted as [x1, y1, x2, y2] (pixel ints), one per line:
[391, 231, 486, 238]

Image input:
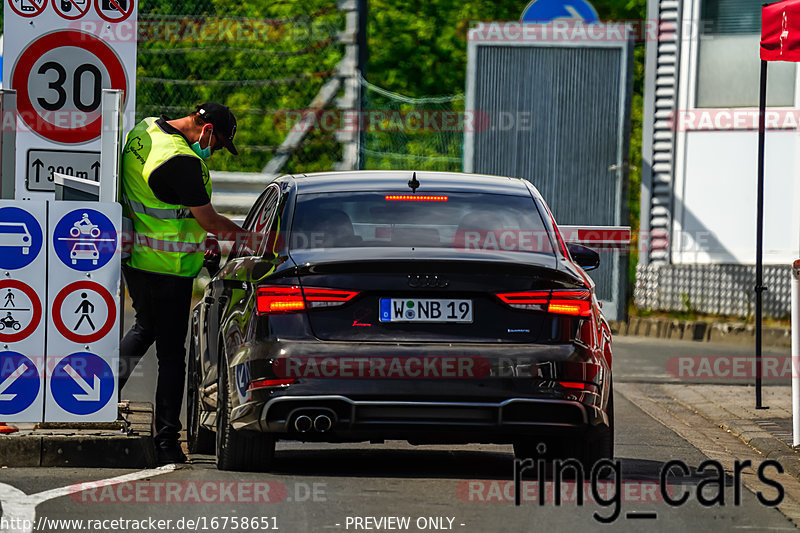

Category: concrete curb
[0, 402, 156, 468]
[720, 418, 800, 479]
[610, 317, 791, 348]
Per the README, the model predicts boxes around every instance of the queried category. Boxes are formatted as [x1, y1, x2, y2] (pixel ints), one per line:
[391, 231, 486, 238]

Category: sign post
[0, 90, 17, 199]
[0, 200, 46, 421]
[45, 202, 120, 422]
[793, 260, 800, 446]
[756, 0, 800, 409]
[3, 0, 137, 200]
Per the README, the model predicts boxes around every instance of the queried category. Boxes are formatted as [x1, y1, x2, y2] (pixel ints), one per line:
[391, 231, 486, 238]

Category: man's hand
[203, 235, 222, 274]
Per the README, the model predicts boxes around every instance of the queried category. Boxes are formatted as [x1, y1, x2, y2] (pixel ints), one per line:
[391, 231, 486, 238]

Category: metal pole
[357, 0, 368, 170]
[0, 90, 17, 199]
[756, 59, 768, 409]
[792, 260, 800, 445]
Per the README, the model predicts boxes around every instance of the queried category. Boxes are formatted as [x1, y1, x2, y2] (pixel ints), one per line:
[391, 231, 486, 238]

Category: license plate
[379, 298, 473, 323]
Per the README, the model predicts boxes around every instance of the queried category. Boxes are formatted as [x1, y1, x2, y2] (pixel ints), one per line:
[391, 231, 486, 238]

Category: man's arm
[190, 203, 243, 237]
[190, 203, 260, 251]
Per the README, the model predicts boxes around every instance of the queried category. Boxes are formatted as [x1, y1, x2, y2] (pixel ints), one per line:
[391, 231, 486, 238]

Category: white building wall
[672, 0, 800, 266]
[636, 0, 800, 317]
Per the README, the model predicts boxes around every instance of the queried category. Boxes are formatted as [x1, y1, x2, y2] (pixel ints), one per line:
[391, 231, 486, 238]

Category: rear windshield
[290, 192, 555, 255]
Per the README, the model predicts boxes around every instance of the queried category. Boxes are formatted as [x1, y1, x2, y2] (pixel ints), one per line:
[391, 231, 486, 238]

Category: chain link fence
[136, 0, 345, 174]
[360, 76, 465, 172]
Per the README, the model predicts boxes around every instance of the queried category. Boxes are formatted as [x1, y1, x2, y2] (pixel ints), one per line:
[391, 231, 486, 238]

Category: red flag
[761, 0, 800, 61]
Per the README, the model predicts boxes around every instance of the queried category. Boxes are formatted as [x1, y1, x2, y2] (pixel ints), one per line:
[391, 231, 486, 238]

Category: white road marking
[0, 464, 179, 533]
[733, 526, 797, 531]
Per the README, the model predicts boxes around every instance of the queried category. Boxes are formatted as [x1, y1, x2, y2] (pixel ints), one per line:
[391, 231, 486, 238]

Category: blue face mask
[191, 127, 213, 160]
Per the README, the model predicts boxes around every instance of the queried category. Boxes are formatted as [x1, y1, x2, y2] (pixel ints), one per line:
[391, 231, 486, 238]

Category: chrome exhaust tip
[294, 414, 313, 432]
[313, 414, 332, 432]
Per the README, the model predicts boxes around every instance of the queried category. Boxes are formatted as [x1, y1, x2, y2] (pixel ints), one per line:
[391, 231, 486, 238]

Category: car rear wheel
[513, 387, 615, 473]
[578, 387, 614, 472]
[186, 343, 214, 455]
[216, 350, 275, 472]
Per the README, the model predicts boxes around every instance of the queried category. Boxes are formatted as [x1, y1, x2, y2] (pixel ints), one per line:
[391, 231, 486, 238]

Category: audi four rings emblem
[407, 275, 449, 288]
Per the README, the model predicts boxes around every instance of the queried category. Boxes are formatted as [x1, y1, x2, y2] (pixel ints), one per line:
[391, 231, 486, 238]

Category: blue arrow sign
[0, 207, 43, 270]
[521, 0, 600, 22]
[53, 208, 117, 272]
[0, 351, 40, 415]
[51, 352, 114, 415]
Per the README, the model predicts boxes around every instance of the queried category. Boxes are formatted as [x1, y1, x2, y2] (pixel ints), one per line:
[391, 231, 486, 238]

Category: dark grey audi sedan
[187, 171, 614, 472]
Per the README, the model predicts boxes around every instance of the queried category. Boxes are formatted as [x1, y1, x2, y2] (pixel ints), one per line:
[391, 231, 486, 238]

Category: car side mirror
[567, 243, 600, 271]
[203, 235, 221, 276]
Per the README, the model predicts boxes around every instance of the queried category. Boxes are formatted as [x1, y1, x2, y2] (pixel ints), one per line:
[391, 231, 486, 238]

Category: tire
[579, 386, 614, 473]
[186, 343, 215, 455]
[513, 386, 614, 474]
[216, 350, 275, 472]
[12, 322, 20, 331]
[90, 228, 100, 238]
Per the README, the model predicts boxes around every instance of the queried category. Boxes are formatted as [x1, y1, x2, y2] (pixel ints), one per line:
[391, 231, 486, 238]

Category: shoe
[156, 441, 187, 464]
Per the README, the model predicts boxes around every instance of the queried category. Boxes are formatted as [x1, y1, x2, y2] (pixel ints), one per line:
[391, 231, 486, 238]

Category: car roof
[286, 171, 542, 197]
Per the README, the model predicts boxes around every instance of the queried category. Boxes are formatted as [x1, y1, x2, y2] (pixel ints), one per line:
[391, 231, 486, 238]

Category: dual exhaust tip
[294, 413, 333, 433]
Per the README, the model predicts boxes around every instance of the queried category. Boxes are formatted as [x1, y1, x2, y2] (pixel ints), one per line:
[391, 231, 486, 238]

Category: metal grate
[465, 39, 632, 318]
[634, 263, 792, 318]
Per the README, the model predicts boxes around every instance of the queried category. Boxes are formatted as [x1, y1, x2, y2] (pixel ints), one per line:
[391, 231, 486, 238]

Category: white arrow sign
[0, 363, 29, 401]
[63, 364, 101, 402]
[563, 5, 583, 19]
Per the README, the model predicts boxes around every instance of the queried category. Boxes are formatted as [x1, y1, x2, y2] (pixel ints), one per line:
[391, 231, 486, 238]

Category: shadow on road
[188, 449, 728, 487]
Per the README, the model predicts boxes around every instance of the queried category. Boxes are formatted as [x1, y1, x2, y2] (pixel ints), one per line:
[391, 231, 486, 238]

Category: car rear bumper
[226, 340, 610, 443]
[231, 388, 606, 443]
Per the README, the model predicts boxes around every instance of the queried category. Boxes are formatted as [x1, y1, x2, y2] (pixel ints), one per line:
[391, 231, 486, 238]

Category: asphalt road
[0, 334, 796, 532]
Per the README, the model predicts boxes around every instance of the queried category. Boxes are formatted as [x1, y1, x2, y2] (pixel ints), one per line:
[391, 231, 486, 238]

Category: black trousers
[119, 265, 194, 445]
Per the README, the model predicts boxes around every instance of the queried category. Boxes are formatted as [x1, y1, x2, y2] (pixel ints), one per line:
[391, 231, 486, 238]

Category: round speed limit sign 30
[11, 30, 127, 144]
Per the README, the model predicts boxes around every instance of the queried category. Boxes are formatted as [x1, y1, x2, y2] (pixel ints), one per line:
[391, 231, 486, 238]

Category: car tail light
[496, 289, 592, 317]
[248, 378, 296, 390]
[495, 292, 549, 312]
[302, 287, 360, 308]
[385, 195, 448, 202]
[257, 286, 305, 314]
[256, 286, 359, 315]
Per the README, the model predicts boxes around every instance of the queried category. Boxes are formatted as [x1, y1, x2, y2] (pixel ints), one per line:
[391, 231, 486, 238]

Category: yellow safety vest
[121, 117, 212, 277]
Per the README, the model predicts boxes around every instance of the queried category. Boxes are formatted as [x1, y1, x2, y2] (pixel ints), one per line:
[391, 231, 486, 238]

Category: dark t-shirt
[148, 117, 211, 207]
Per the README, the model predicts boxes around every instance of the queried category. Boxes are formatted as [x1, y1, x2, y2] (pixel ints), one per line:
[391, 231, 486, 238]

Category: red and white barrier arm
[558, 226, 631, 249]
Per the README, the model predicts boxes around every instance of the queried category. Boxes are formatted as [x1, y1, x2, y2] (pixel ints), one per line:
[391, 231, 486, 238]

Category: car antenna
[408, 172, 420, 194]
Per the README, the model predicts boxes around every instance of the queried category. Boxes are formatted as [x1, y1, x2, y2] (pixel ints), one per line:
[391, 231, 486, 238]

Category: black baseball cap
[196, 102, 238, 155]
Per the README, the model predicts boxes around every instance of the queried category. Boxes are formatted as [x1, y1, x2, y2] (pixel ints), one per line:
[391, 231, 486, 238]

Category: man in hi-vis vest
[119, 102, 252, 464]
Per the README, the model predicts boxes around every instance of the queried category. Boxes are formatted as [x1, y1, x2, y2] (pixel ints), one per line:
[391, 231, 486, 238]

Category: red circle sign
[7, 0, 47, 18]
[93, 0, 133, 23]
[53, 0, 91, 20]
[0, 280, 42, 343]
[11, 30, 127, 143]
[51, 281, 116, 344]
